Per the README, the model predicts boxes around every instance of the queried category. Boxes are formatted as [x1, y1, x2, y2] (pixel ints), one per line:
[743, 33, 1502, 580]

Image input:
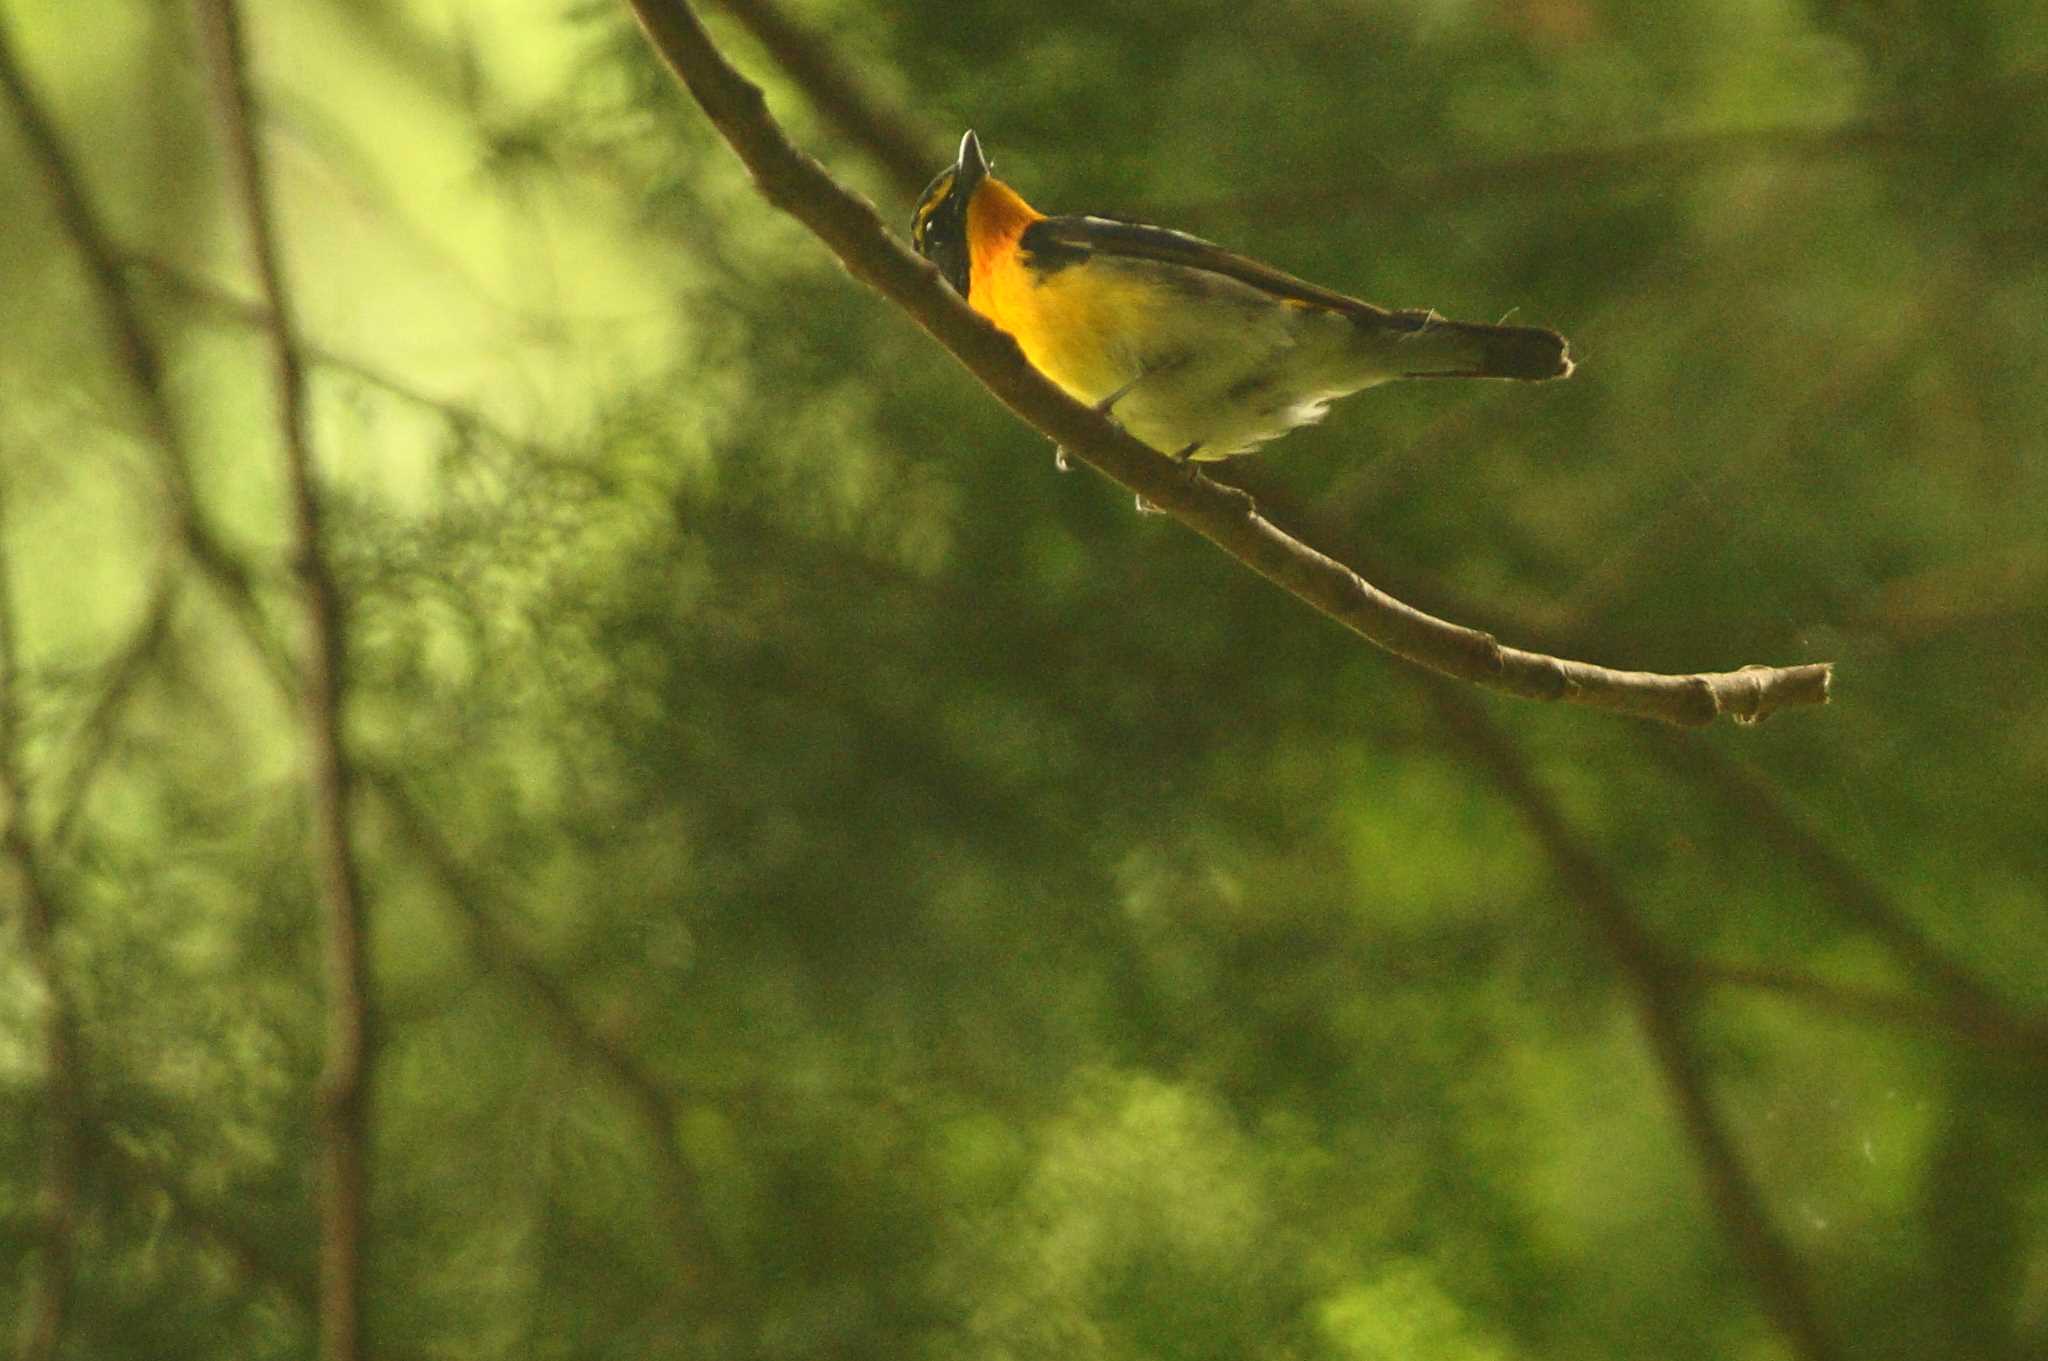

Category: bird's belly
[982, 256, 1381, 459]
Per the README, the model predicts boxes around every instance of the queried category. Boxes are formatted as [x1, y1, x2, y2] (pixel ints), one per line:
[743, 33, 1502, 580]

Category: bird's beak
[956, 129, 989, 199]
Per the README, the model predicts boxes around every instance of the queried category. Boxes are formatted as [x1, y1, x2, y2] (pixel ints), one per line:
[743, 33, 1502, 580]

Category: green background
[2, 0, 2045, 1356]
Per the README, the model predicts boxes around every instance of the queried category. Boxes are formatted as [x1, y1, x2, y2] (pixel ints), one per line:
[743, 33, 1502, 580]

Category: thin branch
[1206, 464, 2030, 1036]
[1637, 734, 2024, 1015]
[87, 1133, 434, 1361]
[1178, 120, 1897, 223]
[364, 769, 722, 1293]
[1170, 67, 2048, 223]
[1422, 680, 1841, 1361]
[0, 8, 294, 707]
[119, 250, 538, 453]
[620, 0, 1830, 727]
[0, 15, 172, 456]
[0, 486, 86, 1361]
[95, 1132, 317, 1314]
[1242, 461, 2023, 1009]
[710, 0, 932, 193]
[1685, 959, 2048, 1061]
[46, 565, 182, 850]
[193, 6, 372, 1360]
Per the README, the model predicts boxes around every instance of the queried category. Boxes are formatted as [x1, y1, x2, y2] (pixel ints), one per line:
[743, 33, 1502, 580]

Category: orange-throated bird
[911, 131, 1571, 464]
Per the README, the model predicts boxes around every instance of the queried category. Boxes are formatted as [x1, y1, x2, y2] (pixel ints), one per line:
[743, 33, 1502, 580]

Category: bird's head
[910, 129, 991, 299]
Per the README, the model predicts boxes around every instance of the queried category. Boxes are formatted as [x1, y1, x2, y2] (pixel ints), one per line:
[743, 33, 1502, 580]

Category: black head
[910, 130, 990, 299]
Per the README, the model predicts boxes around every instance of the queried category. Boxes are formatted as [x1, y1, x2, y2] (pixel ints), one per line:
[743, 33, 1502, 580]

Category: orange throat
[965, 177, 1045, 312]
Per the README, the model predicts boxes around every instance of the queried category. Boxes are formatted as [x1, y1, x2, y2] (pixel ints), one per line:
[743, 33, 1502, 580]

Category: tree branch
[46, 567, 182, 850]
[0, 10, 286, 682]
[1684, 959, 2048, 1061]
[710, 0, 931, 193]
[1422, 680, 1842, 1361]
[193, 5, 372, 1359]
[119, 250, 539, 455]
[364, 770, 723, 1296]
[1204, 462, 2029, 1037]
[90, 1132, 437, 1361]
[1637, 734, 2025, 1016]
[0, 485, 85, 1361]
[619, 0, 1830, 728]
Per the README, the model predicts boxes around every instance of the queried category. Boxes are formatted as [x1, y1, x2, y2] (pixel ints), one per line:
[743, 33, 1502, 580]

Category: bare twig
[365, 770, 722, 1293]
[91, 1130, 430, 1361]
[1685, 959, 2048, 1060]
[620, 0, 1829, 726]
[0, 486, 86, 1361]
[0, 16, 174, 460]
[0, 9, 294, 778]
[1177, 120, 1897, 223]
[1637, 735, 2023, 1014]
[119, 250, 539, 453]
[193, 5, 373, 1359]
[95, 1133, 317, 1312]
[1422, 680, 1841, 1361]
[710, 0, 932, 193]
[46, 566, 183, 850]
[1217, 462, 2026, 1025]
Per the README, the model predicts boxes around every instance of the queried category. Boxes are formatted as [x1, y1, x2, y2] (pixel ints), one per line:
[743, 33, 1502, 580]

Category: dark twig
[95, 1133, 317, 1313]
[1177, 120, 1897, 223]
[710, 0, 932, 193]
[1222, 462, 2028, 1030]
[92, 1130, 439, 1361]
[46, 568, 182, 850]
[365, 770, 721, 1293]
[1422, 680, 1841, 1361]
[0, 15, 172, 456]
[0, 8, 294, 831]
[0, 12, 282, 665]
[1686, 959, 2048, 1061]
[621, 0, 1829, 726]
[194, 5, 373, 1359]
[1638, 734, 2022, 1016]
[119, 251, 537, 454]
[0, 486, 86, 1361]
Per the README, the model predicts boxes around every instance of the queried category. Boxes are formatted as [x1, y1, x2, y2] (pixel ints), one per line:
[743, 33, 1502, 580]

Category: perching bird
[910, 131, 1571, 464]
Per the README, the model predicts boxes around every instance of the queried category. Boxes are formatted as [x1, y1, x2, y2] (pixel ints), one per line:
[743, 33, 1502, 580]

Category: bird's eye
[911, 169, 955, 249]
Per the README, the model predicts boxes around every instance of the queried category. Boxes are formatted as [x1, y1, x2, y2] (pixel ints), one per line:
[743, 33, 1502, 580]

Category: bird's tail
[1367, 309, 1573, 382]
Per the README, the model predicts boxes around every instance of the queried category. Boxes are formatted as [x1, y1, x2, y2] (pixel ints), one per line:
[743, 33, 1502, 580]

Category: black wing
[1018, 215, 1427, 333]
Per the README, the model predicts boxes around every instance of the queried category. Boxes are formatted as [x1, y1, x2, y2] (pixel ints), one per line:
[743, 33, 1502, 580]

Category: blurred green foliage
[2, 0, 2045, 1357]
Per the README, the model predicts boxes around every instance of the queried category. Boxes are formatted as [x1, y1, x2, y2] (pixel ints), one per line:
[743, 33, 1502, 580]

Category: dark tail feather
[1384, 312, 1574, 381]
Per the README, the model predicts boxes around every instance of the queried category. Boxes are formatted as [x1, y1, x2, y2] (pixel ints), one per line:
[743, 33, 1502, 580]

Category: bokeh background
[2, 1, 2045, 1357]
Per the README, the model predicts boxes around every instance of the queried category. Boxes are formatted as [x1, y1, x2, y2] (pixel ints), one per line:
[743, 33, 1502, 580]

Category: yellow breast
[967, 179, 1143, 407]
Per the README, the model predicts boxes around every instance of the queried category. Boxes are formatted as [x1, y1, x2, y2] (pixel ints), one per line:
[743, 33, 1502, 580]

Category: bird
[910, 130, 1571, 467]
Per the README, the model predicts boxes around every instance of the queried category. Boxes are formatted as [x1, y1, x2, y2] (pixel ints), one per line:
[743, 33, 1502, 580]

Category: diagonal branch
[364, 770, 722, 1293]
[0, 485, 86, 1361]
[0, 11, 286, 679]
[192, 5, 372, 1360]
[710, 0, 931, 193]
[1685, 959, 2048, 1060]
[1637, 734, 2021, 1015]
[118, 251, 536, 454]
[93, 1134, 434, 1361]
[1422, 680, 1842, 1361]
[620, 0, 1828, 728]
[1200, 455, 2031, 1040]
